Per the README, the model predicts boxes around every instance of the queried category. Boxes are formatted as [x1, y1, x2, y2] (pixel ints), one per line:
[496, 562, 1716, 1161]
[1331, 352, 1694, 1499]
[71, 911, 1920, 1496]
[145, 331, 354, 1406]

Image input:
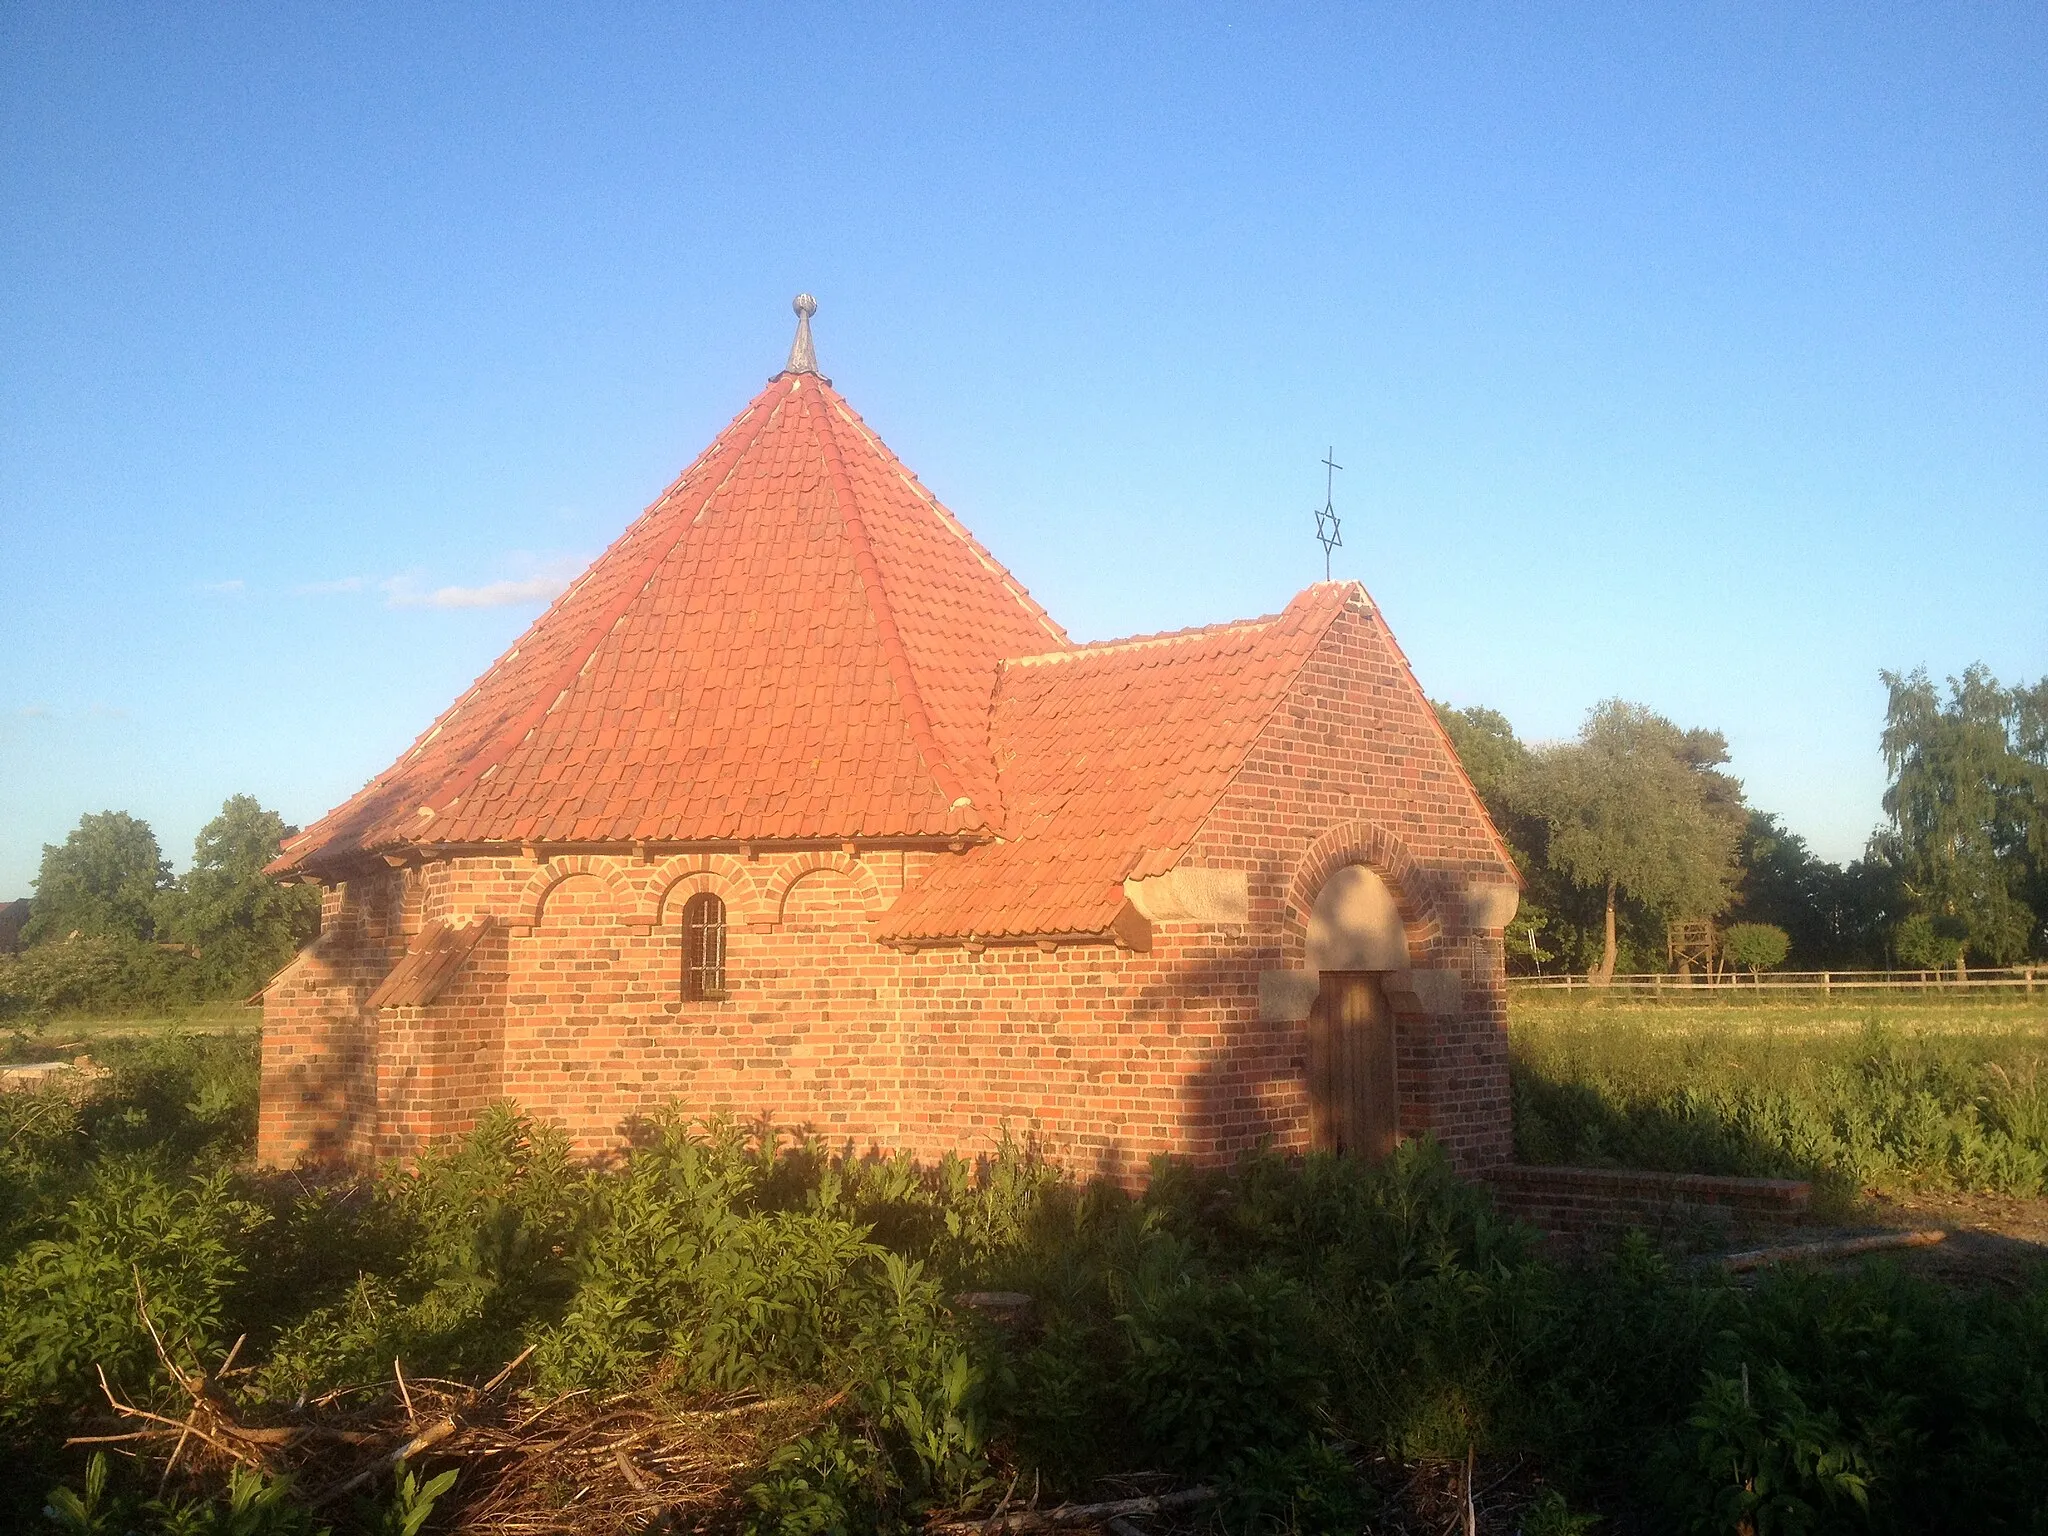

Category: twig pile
[440, 1385, 838, 1534]
[69, 1276, 848, 1533]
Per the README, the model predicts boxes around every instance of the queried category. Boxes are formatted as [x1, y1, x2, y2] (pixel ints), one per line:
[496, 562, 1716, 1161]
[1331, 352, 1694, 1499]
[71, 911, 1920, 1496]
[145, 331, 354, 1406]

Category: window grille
[682, 892, 727, 1001]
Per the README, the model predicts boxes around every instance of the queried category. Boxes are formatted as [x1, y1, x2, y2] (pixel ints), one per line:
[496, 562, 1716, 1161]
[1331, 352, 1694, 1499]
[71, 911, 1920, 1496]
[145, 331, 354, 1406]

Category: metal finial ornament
[784, 293, 819, 376]
[1314, 447, 1343, 580]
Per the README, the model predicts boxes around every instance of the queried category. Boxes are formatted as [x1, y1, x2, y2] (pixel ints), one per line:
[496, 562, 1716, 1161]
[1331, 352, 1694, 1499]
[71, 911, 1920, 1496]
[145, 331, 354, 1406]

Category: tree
[1437, 704, 1578, 971]
[1435, 704, 1531, 818]
[1518, 701, 1744, 984]
[156, 795, 321, 995]
[1722, 922, 1790, 976]
[1726, 812, 1888, 968]
[1893, 912, 1969, 971]
[1504, 897, 1559, 972]
[1880, 666, 2047, 964]
[23, 811, 171, 945]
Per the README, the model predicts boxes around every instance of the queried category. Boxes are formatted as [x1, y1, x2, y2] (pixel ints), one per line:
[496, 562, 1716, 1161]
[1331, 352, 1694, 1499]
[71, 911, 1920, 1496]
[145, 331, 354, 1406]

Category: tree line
[1437, 664, 2048, 979]
[0, 796, 318, 1021]
[5, 663, 2042, 1013]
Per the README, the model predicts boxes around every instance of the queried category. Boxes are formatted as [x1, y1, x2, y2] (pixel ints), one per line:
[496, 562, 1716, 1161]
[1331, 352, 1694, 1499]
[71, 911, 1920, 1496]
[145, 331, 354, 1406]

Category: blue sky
[2, 2, 2043, 892]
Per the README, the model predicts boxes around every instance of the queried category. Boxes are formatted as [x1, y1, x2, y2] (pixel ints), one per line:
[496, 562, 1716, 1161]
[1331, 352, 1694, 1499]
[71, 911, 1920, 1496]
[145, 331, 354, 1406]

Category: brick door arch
[1303, 862, 1406, 1159]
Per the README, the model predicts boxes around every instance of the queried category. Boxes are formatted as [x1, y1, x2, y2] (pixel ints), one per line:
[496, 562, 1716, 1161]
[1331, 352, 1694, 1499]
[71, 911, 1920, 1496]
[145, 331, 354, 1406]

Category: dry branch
[312, 1343, 535, 1505]
[317, 1417, 460, 1503]
[1720, 1229, 1947, 1272]
[928, 1485, 1218, 1534]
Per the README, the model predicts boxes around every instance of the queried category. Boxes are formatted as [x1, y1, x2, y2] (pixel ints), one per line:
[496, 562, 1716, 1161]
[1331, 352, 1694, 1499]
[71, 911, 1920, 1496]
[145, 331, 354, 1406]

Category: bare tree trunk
[1594, 879, 1618, 986]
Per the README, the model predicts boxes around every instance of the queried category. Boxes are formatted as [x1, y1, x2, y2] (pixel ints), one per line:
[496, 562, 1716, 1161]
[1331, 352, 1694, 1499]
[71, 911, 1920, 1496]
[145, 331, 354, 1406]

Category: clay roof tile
[276, 333, 1064, 873]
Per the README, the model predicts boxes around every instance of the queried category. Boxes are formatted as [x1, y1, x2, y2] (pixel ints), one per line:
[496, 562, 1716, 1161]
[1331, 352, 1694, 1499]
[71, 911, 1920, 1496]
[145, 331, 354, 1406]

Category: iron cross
[1315, 448, 1343, 580]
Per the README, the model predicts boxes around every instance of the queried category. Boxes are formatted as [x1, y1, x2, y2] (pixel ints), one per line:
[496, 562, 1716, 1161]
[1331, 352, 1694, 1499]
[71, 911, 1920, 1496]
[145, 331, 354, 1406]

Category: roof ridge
[1005, 611, 1285, 669]
[823, 388, 1070, 649]
[416, 384, 789, 824]
[335, 394, 770, 807]
[802, 381, 976, 821]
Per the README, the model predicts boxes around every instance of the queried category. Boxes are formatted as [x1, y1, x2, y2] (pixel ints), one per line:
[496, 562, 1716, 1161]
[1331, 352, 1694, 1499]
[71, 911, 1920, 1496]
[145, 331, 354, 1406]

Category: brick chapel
[259, 298, 1522, 1178]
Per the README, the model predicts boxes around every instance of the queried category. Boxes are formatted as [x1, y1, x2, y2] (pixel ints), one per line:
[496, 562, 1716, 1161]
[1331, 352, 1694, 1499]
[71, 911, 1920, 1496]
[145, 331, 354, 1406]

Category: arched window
[681, 891, 727, 1001]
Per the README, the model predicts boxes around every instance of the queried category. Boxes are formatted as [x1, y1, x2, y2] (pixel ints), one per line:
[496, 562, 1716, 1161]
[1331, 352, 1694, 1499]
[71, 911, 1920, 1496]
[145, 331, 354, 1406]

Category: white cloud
[383, 574, 570, 610]
[202, 579, 246, 594]
[305, 554, 584, 612]
[17, 703, 54, 718]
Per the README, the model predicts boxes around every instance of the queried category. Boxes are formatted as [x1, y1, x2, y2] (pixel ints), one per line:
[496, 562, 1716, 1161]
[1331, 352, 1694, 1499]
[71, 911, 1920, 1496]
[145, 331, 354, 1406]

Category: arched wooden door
[1307, 970, 1398, 1158]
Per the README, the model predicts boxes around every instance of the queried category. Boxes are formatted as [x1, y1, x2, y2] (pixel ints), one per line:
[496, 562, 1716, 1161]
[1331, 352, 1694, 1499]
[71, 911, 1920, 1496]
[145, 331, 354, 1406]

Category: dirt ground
[1705, 1188, 2048, 1294]
[1844, 1187, 2048, 1291]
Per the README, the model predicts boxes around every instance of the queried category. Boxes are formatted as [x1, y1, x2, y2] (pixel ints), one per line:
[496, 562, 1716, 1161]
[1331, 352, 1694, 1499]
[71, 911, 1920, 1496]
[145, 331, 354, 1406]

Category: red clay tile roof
[875, 586, 1353, 943]
[364, 917, 494, 1009]
[275, 342, 1513, 943]
[273, 372, 1066, 874]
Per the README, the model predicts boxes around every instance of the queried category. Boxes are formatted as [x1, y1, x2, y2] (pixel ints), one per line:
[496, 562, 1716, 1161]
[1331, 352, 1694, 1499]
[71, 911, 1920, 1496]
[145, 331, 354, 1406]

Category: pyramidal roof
[276, 300, 1514, 942]
[275, 299, 1068, 875]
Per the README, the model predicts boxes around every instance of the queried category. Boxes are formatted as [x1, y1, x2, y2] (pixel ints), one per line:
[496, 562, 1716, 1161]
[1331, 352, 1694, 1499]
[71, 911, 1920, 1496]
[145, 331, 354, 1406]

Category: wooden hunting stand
[1668, 919, 1719, 980]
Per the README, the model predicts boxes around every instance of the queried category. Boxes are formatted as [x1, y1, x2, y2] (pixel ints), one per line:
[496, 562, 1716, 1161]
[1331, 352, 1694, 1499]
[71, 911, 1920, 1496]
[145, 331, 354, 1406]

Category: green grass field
[1509, 989, 2048, 1208]
[1, 1001, 256, 1063]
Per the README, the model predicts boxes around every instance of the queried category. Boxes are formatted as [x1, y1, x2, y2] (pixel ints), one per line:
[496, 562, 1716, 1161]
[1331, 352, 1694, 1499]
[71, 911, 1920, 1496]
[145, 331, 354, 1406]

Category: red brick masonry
[260, 605, 1526, 1179]
[1485, 1164, 1813, 1244]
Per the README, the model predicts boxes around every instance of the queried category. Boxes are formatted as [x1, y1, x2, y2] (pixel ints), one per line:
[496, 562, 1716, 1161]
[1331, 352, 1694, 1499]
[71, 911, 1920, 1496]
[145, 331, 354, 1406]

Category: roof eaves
[364, 916, 496, 1010]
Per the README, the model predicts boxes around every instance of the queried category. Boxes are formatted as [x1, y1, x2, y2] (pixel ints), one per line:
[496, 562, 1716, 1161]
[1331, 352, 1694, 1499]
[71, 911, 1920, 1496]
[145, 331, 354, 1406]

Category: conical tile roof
[275, 363, 1066, 875]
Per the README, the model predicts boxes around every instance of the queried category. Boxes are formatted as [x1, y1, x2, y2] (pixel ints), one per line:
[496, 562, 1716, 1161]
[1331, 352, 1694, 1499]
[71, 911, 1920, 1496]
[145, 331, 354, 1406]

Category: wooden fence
[1509, 967, 2043, 996]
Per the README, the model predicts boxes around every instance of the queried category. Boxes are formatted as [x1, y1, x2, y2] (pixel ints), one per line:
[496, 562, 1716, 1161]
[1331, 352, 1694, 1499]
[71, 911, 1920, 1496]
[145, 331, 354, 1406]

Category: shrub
[0, 936, 209, 1022]
[256, 1104, 580, 1398]
[1894, 912, 1968, 970]
[0, 1161, 263, 1418]
[9, 1041, 2048, 1535]
[43, 1451, 452, 1536]
[536, 1115, 991, 1524]
[1723, 922, 1791, 974]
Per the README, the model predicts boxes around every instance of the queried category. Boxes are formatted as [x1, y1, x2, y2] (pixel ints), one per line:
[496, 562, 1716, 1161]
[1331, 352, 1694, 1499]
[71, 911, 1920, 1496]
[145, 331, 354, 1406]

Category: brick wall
[1485, 1164, 1813, 1246]
[260, 594, 1522, 1178]
[260, 873, 409, 1163]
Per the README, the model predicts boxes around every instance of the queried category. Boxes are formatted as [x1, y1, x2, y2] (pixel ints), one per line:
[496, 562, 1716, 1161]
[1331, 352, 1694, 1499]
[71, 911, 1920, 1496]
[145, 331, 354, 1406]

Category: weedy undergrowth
[10, 1032, 2048, 1534]
[1512, 999, 2048, 1199]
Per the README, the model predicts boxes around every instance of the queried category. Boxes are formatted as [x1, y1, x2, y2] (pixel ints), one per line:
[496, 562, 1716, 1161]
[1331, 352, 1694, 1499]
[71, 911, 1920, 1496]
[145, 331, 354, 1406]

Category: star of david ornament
[1315, 448, 1342, 580]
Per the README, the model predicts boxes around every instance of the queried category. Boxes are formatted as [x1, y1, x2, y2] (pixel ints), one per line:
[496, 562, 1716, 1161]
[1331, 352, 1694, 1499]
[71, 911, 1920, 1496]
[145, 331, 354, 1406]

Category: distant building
[259, 300, 1522, 1179]
[0, 899, 30, 955]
